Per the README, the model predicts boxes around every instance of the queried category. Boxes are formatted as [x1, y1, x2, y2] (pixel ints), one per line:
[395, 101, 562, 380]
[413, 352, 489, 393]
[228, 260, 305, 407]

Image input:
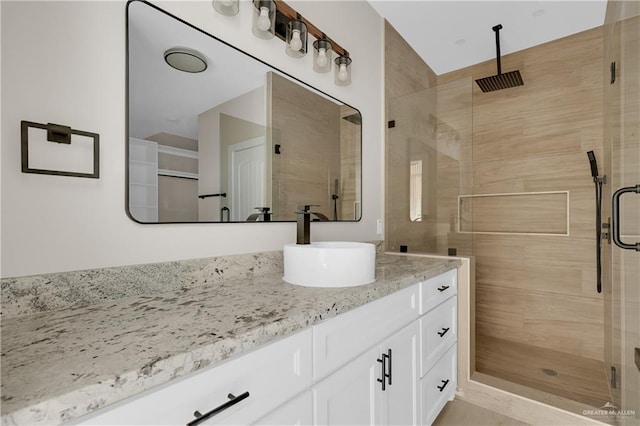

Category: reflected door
[228, 137, 266, 221]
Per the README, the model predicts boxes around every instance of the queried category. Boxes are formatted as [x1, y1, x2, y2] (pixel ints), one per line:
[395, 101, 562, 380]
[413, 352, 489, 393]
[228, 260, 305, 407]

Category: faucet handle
[254, 207, 271, 213]
[297, 204, 319, 213]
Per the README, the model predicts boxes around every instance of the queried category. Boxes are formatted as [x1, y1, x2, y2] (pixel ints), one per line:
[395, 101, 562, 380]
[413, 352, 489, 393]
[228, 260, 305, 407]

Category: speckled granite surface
[1, 252, 458, 425]
[1, 243, 386, 320]
[0, 251, 286, 319]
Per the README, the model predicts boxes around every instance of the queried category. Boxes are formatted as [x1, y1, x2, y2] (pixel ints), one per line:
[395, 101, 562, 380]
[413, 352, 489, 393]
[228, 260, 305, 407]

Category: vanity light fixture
[212, 0, 239, 16]
[252, 0, 276, 39]
[248, 0, 352, 85]
[164, 48, 208, 73]
[334, 56, 352, 86]
[285, 18, 307, 58]
[313, 38, 332, 73]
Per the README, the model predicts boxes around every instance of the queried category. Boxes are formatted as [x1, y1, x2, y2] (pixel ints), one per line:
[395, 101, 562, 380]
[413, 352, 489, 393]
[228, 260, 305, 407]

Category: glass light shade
[286, 20, 307, 58]
[334, 56, 352, 86]
[252, 0, 275, 39]
[313, 39, 332, 73]
[212, 0, 239, 16]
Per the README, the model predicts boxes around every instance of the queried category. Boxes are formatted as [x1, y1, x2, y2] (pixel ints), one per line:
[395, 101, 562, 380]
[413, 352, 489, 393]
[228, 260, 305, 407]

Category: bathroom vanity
[0, 253, 459, 425]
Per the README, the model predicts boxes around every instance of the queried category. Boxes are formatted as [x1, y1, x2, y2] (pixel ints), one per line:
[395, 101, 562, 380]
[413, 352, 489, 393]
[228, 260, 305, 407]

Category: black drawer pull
[437, 379, 450, 392]
[437, 285, 450, 292]
[187, 391, 250, 426]
[387, 349, 392, 386]
[377, 353, 389, 391]
[437, 327, 450, 337]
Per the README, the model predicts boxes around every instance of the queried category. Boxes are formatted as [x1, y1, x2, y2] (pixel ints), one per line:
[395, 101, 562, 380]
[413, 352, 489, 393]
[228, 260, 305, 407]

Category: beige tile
[476, 335, 611, 409]
[433, 399, 530, 426]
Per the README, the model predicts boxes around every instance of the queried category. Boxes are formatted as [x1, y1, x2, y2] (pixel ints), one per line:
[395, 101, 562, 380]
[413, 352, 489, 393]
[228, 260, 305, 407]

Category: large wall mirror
[127, 0, 362, 223]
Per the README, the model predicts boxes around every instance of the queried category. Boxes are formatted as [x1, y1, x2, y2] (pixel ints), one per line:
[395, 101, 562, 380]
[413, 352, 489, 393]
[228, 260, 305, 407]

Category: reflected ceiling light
[313, 39, 332, 73]
[212, 0, 239, 16]
[252, 0, 276, 39]
[164, 48, 207, 73]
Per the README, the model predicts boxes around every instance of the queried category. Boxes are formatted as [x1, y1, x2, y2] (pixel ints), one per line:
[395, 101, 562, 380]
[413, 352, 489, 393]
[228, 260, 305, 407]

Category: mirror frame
[125, 0, 363, 224]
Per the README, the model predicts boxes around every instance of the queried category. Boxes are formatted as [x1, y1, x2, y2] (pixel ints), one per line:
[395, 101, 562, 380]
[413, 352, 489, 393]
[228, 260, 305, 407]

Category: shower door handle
[612, 184, 640, 251]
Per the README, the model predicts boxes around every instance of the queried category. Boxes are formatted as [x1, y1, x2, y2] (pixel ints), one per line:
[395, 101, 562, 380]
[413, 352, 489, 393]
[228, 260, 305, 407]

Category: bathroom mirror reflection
[127, 0, 362, 223]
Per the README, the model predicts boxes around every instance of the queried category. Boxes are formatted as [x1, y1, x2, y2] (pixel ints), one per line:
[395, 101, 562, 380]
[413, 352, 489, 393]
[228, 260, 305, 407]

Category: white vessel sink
[283, 241, 376, 287]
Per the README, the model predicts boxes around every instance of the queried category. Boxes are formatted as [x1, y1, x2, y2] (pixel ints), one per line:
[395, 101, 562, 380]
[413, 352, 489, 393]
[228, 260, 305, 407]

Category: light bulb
[338, 63, 349, 81]
[317, 48, 328, 67]
[257, 7, 271, 31]
[219, 0, 234, 6]
[289, 29, 302, 51]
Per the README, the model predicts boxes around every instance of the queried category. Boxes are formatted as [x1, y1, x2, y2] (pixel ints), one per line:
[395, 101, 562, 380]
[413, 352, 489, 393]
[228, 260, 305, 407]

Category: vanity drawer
[420, 343, 457, 426]
[420, 269, 457, 314]
[80, 329, 312, 426]
[313, 284, 419, 380]
[420, 296, 457, 377]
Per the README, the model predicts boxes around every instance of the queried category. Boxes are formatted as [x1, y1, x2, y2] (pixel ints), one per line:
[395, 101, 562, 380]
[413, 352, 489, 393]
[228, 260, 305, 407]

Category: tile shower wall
[439, 27, 605, 361]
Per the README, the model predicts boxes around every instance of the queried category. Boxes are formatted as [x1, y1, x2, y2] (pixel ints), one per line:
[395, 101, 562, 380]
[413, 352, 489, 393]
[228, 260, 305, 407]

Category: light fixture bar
[273, 0, 349, 58]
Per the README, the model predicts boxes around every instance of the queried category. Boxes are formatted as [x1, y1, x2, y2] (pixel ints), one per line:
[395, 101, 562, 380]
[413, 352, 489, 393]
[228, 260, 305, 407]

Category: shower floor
[475, 335, 612, 408]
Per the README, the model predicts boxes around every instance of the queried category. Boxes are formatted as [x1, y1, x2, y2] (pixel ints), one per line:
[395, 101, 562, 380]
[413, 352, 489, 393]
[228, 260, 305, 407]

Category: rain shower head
[475, 24, 524, 92]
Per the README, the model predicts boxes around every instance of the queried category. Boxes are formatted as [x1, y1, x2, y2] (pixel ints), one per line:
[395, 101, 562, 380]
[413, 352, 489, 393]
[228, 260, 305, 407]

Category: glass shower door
[385, 77, 473, 256]
[603, 2, 640, 424]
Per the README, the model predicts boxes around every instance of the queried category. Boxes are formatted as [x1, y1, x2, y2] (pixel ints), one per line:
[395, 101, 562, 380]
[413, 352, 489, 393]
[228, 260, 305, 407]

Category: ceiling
[369, 1, 607, 75]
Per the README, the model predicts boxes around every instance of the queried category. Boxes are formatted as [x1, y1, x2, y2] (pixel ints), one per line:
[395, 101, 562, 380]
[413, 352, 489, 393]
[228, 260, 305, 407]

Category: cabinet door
[313, 346, 381, 425]
[313, 284, 419, 380]
[421, 344, 456, 426]
[253, 391, 312, 426]
[380, 321, 419, 426]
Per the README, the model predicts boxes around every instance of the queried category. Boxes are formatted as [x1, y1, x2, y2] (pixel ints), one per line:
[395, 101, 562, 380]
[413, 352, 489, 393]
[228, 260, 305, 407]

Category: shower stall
[385, 2, 639, 423]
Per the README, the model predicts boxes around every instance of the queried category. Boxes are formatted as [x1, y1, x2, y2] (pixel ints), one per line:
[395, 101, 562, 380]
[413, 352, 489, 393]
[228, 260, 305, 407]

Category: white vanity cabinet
[313, 345, 383, 425]
[311, 321, 420, 425]
[253, 391, 313, 426]
[419, 269, 458, 425]
[380, 321, 420, 426]
[77, 329, 313, 426]
[73, 268, 458, 426]
[312, 268, 457, 426]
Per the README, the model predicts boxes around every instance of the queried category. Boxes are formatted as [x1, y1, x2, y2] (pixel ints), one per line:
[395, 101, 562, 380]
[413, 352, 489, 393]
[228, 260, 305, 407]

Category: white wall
[0, 1, 384, 277]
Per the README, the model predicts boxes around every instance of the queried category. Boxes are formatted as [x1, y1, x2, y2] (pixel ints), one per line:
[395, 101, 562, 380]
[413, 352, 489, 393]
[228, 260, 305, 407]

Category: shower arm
[493, 24, 503, 75]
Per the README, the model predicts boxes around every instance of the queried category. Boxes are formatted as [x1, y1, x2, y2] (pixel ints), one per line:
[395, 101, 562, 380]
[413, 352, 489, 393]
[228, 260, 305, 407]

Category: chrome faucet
[296, 205, 329, 244]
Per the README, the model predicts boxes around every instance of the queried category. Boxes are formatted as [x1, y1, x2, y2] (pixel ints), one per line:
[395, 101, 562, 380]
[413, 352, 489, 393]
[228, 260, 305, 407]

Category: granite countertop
[1, 253, 459, 425]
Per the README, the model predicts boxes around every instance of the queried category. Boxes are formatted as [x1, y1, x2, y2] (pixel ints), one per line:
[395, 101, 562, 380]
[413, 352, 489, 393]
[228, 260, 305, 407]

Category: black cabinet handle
[187, 391, 250, 426]
[387, 349, 392, 386]
[437, 285, 450, 292]
[437, 327, 450, 337]
[437, 379, 450, 392]
[377, 353, 388, 391]
[377, 349, 392, 390]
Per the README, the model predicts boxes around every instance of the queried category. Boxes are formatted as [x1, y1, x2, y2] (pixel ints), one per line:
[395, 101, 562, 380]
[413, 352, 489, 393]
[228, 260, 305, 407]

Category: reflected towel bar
[198, 193, 227, 199]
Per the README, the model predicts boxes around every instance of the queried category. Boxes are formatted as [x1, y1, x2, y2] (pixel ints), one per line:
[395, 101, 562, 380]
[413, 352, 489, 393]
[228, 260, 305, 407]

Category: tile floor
[433, 399, 529, 426]
[476, 335, 612, 408]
